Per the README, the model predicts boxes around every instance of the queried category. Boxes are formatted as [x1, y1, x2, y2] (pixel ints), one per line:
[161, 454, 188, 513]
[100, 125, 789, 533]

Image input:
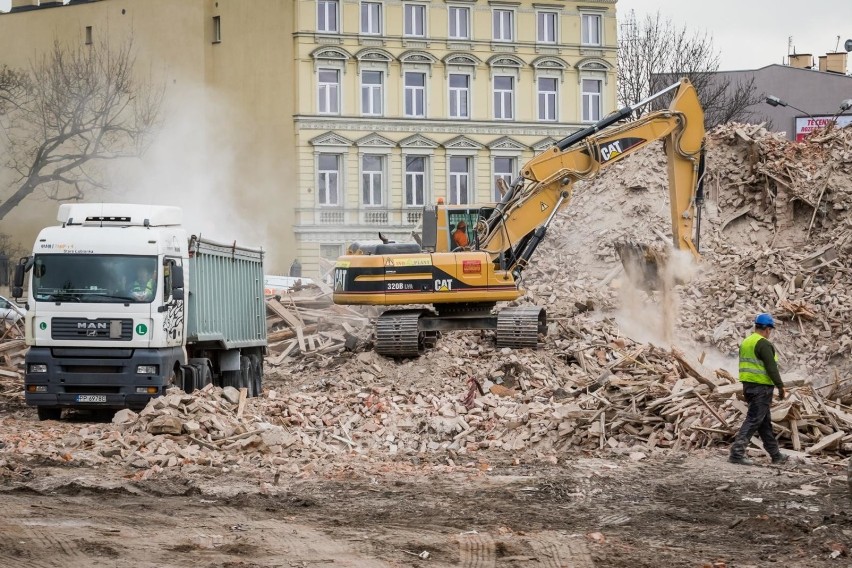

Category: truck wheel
[249, 354, 262, 398]
[221, 370, 240, 389]
[37, 407, 62, 421]
[240, 356, 253, 397]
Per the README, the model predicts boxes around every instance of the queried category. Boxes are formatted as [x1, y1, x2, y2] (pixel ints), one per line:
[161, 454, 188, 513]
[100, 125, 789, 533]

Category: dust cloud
[614, 247, 701, 347]
[109, 85, 268, 251]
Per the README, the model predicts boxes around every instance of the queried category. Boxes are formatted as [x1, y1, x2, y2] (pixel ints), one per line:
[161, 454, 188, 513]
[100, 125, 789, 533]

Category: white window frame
[448, 73, 470, 119]
[361, 1, 382, 35]
[404, 71, 426, 118]
[581, 13, 602, 46]
[537, 76, 558, 122]
[317, 154, 341, 206]
[404, 3, 426, 37]
[404, 155, 428, 207]
[448, 6, 470, 40]
[493, 75, 514, 120]
[317, 68, 340, 115]
[582, 78, 602, 122]
[492, 9, 514, 42]
[361, 70, 383, 116]
[317, 0, 339, 33]
[537, 11, 557, 44]
[492, 156, 515, 201]
[448, 156, 471, 205]
[360, 154, 384, 207]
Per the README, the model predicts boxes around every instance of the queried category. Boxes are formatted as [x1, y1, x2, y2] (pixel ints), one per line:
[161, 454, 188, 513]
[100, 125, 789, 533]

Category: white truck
[13, 203, 267, 420]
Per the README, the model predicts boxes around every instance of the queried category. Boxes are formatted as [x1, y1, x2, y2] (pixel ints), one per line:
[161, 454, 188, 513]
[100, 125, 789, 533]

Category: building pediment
[399, 50, 438, 65]
[576, 57, 612, 71]
[487, 136, 526, 151]
[443, 135, 483, 150]
[399, 134, 439, 148]
[532, 137, 558, 152]
[354, 48, 394, 63]
[487, 54, 525, 68]
[531, 56, 570, 70]
[443, 52, 482, 67]
[310, 46, 351, 62]
[355, 133, 395, 147]
[310, 132, 353, 147]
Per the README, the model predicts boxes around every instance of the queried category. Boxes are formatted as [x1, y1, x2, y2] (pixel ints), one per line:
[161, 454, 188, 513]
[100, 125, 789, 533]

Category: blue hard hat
[755, 313, 775, 327]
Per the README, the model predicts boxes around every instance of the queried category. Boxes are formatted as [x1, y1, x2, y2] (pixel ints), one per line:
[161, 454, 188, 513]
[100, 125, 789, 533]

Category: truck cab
[17, 204, 189, 418]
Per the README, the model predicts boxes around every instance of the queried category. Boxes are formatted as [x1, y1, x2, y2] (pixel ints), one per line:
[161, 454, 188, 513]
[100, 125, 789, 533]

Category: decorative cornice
[310, 46, 351, 61]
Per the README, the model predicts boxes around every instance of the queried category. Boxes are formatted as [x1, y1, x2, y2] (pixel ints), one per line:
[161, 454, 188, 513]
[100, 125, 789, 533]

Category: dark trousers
[730, 382, 781, 459]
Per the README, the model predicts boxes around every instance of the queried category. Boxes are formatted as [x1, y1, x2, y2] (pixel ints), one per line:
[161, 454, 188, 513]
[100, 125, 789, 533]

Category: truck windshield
[33, 255, 158, 304]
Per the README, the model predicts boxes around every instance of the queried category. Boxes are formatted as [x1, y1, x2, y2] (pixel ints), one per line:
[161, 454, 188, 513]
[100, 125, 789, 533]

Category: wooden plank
[694, 392, 731, 430]
[805, 430, 845, 454]
[0, 368, 20, 378]
[671, 348, 718, 390]
[266, 299, 304, 329]
[789, 419, 801, 451]
[236, 387, 248, 419]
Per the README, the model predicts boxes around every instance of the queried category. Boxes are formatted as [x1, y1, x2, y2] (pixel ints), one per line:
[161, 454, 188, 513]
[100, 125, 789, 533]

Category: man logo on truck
[77, 322, 107, 330]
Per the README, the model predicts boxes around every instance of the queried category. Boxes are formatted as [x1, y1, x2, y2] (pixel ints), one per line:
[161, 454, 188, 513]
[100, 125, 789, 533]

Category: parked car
[0, 295, 26, 322]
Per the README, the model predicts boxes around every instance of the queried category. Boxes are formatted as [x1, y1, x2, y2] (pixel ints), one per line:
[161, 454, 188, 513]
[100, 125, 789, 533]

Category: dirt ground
[2, 397, 850, 568]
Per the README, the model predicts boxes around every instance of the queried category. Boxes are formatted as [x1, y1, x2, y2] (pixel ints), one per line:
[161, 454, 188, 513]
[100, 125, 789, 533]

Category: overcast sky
[617, 0, 851, 72]
[1, 0, 849, 72]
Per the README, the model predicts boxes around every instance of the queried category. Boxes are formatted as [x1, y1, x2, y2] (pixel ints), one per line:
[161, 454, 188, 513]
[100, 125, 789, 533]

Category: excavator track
[375, 309, 436, 358]
[496, 306, 546, 349]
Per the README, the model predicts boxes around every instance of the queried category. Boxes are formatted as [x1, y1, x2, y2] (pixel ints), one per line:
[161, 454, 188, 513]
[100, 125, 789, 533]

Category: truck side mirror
[171, 265, 184, 289]
[172, 288, 185, 301]
[13, 260, 25, 288]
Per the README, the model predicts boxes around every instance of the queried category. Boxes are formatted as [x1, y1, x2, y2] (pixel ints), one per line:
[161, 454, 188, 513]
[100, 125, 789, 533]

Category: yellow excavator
[333, 79, 706, 356]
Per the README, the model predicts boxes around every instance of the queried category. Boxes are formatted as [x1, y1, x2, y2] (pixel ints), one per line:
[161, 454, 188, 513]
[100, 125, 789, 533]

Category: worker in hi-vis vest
[729, 313, 788, 466]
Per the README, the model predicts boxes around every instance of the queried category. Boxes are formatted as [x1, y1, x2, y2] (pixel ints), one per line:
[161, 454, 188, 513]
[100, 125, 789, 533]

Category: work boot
[771, 454, 789, 465]
[728, 456, 754, 466]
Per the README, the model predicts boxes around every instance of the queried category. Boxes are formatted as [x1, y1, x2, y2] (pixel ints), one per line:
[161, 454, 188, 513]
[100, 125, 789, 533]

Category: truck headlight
[136, 365, 159, 375]
[28, 364, 48, 373]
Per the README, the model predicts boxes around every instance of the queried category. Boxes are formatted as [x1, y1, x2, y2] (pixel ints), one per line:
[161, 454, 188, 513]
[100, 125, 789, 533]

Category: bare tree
[618, 11, 763, 128]
[0, 38, 163, 221]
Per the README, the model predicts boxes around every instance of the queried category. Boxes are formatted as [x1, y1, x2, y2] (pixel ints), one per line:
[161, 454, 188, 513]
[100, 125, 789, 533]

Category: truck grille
[51, 318, 133, 341]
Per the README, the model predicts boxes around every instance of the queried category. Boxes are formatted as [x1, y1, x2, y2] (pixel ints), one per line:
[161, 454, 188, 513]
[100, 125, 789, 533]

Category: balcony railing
[296, 207, 426, 228]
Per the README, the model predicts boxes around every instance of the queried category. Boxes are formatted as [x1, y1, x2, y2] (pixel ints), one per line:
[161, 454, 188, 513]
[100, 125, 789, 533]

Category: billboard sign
[795, 115, 852, 142]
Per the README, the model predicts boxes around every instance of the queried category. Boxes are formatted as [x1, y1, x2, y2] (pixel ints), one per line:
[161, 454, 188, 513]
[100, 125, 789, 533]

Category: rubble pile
[265, 283, 373, 364]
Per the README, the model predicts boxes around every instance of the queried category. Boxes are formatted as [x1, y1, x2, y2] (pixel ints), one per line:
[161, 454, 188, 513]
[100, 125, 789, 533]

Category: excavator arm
[478, 79, 705, 280]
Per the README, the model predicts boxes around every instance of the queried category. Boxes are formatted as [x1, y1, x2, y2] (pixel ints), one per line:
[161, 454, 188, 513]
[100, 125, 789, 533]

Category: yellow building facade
[292, 0, 617, 277]
[0, 0, 617, 277]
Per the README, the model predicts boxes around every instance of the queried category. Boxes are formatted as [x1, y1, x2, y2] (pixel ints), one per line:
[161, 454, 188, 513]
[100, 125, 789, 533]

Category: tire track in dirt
[457, 531, 496, 568]
[527, 531, 595, 568]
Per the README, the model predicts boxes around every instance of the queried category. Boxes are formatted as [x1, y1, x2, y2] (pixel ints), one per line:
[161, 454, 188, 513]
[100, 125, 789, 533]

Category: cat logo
[600, 140, 623, 162]
[435, 278, 453, 292]
[334, 269, 347, 291]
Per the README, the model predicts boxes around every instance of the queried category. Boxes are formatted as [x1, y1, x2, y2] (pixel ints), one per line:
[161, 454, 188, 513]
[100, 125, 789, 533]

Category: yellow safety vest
[738, 332, 778, 385]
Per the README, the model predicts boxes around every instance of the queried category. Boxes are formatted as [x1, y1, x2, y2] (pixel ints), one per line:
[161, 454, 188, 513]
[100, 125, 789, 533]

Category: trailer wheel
[197, 362, 213, 389]
[37, 407, 62, 421]
[240, 356, 253, 397]
[249, 354, 262, 398]
[182, 364, 197, 394]
[221, 369, 240, 390]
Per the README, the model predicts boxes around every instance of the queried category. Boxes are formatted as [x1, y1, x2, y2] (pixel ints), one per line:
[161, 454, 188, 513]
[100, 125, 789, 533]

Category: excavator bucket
[614, 241, 671, 292]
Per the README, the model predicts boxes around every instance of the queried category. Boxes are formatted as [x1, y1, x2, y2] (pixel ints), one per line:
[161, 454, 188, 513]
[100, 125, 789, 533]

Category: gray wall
[718, 65, 852, 139]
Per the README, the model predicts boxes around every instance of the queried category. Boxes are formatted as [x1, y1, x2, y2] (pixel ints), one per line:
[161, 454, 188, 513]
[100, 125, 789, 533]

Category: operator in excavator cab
[452, 220, 469, 250]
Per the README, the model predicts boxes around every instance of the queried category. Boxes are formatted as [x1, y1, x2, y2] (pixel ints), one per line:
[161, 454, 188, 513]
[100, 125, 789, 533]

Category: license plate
[77, 395, 107, 403]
